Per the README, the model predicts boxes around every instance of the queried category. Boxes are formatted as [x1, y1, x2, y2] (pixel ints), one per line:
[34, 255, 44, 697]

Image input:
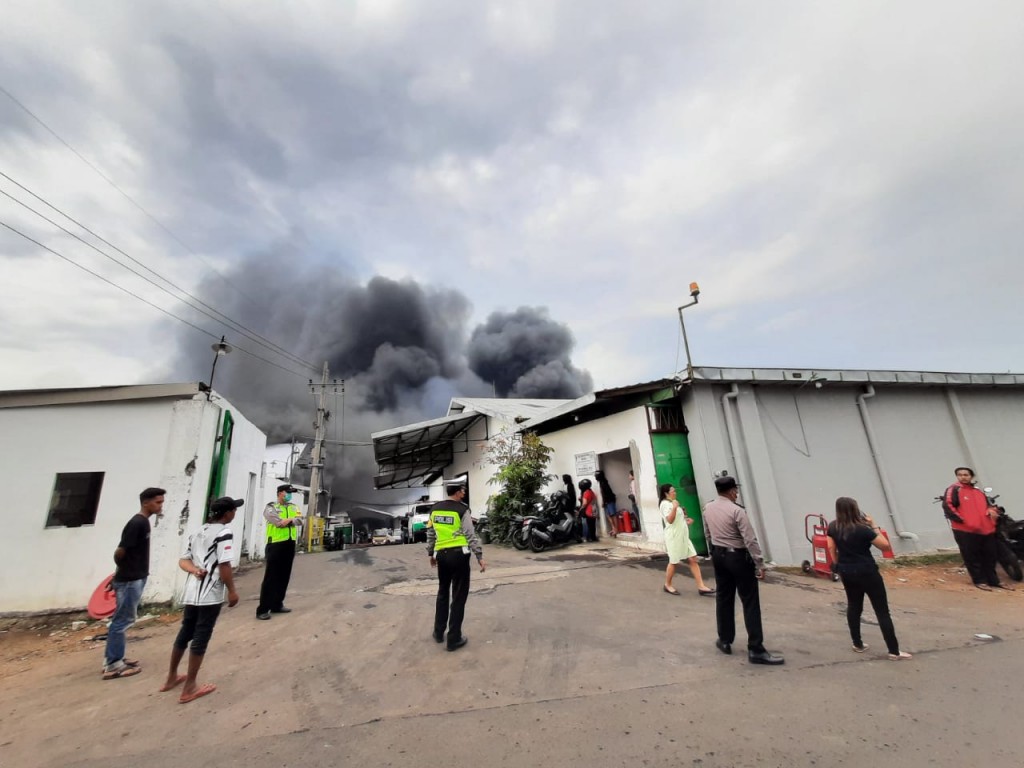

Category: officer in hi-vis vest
[256, 484, 304, 620]
[427, 479, 486, 651]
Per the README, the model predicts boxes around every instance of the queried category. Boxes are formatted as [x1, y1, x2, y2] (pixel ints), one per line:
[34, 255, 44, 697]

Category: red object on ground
[803, 514, 838, 580]
[88, 573, 117, 620]
[619, 509, 633, 533]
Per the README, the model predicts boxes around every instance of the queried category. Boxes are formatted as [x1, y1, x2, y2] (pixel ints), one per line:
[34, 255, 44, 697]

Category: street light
[677, 282, 700, 380]
[207, 336, 233, 400]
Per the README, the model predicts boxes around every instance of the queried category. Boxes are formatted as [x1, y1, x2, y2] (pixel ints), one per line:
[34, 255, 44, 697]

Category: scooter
[985, 488, 1024, 582]
[527, 491, 583, 553]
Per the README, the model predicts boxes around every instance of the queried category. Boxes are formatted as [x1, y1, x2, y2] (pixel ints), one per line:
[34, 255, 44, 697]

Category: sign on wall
[574, 451, 597, 477]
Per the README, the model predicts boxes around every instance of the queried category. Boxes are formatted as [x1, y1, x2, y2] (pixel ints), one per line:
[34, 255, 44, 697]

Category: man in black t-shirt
[102, 487, 165, 680]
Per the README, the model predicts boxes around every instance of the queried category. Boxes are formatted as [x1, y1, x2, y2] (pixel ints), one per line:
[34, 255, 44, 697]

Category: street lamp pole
[207, 336, 233, 400]
[676, 282, 701, 380]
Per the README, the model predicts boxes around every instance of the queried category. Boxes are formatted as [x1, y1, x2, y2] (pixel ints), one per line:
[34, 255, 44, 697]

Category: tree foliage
[485, 430, 553, 543]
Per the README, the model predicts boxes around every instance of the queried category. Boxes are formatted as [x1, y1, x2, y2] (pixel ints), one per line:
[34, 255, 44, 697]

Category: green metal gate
[650, 428, 706, 555]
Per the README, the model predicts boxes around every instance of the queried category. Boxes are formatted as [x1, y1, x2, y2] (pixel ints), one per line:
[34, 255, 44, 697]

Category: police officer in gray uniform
[703, 476, 784, 665]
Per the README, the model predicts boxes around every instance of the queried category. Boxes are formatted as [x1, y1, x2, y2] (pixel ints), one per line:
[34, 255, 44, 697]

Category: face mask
[283, 493, 293, 503]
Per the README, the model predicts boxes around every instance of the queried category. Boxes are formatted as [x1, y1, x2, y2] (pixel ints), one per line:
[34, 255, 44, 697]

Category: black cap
[210, 497, 244, 514]
[714, 476, 739, 493]
[277, 484, 297, 494]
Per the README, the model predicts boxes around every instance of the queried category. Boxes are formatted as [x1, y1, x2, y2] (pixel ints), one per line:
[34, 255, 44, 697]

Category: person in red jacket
[943, 467, 1003, 590]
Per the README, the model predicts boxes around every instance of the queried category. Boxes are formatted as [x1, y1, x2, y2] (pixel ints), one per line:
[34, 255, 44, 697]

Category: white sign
[574, 451, 597, 477]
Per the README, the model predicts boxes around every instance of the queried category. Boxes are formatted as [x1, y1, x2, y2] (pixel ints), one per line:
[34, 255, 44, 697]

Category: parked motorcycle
[985, 488, 1024, 582]
[526, 491, 583, 553]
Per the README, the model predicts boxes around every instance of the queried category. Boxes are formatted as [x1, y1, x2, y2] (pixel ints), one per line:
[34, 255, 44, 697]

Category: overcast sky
[2, 0, 1022, 401]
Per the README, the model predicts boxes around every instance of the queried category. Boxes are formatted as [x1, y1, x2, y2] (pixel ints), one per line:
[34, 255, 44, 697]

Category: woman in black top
[562, 474, 577, 512]
[826, 497, 912, 660]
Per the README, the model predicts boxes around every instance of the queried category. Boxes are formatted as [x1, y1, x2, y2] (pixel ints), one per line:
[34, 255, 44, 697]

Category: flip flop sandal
[158, 675, 187, 692]
[179, 683, 217, 704]
[102, 665, 142, 680]
[974, 584, 993, 591]
[663, 586, 681, 596]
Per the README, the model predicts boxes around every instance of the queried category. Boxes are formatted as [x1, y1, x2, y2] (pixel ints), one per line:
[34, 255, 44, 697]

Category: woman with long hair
[826, 497, 912, 660]
[660, 483, 715, 597]
[579, 479, 598, 542]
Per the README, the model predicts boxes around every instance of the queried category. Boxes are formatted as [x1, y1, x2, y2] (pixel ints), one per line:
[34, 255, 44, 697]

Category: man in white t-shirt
[159, 496, 242, 703]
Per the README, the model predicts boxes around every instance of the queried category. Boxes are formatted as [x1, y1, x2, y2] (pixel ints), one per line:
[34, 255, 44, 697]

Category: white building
[0, 383, 267, 614]
[373, 368, 1024, 565]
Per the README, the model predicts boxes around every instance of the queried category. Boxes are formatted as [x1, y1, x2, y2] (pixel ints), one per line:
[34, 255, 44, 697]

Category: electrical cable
[0, 83, 266, 310]
[0, 218, 308, 380]
[0, 172, 318, 373]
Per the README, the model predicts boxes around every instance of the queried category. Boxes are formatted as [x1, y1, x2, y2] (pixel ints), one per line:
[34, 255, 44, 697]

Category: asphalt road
[2, 542, 1022, 768]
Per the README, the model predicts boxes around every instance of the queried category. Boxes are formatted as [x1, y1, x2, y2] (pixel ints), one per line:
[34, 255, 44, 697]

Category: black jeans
[174, 604, 223, 655]
[952, 530, 1000, 586]
[258, 540, 296, 614]
[840, 567, 900, 655]
[711, 548, 764, 652]
[434, 548, 471, 647]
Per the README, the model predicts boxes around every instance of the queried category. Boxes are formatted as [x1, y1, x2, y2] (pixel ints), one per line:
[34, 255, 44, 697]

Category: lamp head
[689, 282, 700, 298]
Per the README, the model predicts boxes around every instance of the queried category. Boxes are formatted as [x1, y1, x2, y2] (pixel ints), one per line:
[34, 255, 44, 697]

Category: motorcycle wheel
[511, 527, 530, 551]
[528, 530, 548, 553]
[996, 539, 1024, 582]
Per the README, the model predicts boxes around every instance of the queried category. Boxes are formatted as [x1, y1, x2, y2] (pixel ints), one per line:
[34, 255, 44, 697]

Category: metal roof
[686, 366, 1024, 387]
[370, 398, 571, 489]
[371, 411, 484, 489]
[0, 382, 205, 409]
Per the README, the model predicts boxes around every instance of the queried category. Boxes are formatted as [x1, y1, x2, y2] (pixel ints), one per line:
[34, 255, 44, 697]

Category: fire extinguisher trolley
[801, 514, 840, 582]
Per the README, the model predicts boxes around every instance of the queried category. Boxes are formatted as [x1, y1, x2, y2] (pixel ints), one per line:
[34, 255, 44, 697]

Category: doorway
[648, 405, 705, 554]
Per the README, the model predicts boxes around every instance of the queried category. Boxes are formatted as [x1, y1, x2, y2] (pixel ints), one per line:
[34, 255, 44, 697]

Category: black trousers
[952, 530, 1000, 586]
[174, 604, 223, 655]
[434, 548, 471, 646]
[258, 540, 296, 614]
[711, 548, 764, 652]
[839, 567, 900, 654]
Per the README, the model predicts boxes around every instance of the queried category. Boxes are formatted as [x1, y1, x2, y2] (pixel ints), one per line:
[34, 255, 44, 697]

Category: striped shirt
[181, 523, 234, 606]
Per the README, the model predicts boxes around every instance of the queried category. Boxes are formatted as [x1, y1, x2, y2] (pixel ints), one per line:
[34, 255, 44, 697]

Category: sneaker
[887, 651, 913, 661]
[256, 611, 271, 620]
[852, 644, 868, 653]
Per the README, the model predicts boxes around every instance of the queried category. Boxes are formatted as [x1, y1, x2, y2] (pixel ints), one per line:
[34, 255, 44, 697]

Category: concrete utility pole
[306, 362, 329, 552]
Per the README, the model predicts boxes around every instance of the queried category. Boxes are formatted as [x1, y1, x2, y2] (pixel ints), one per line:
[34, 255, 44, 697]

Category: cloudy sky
[2, 0, 1022, 406]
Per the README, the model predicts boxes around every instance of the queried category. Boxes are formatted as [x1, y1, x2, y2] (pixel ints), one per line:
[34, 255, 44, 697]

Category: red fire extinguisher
[802, 514, 840, 581]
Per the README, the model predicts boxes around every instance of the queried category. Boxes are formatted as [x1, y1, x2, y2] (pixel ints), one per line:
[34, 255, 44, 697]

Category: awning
[371, 411, 483, 489]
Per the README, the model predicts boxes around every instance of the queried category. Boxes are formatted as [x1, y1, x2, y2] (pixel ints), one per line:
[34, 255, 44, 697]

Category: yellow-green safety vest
[267, 503, 301, 544]
[430, 506, 468, 552]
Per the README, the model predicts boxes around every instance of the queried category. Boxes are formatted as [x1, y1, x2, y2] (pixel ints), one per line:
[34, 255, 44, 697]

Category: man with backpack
[943, 467, 1004, 591]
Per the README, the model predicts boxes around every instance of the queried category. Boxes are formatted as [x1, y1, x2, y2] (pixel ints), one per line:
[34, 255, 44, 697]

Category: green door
[651, 432, 706, 554]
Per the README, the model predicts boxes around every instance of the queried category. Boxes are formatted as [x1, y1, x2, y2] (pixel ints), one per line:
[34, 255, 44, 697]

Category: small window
[46, 472, 105, 528]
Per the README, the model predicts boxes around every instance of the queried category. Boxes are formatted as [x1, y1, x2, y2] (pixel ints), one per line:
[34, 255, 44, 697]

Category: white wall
[0, 393, 266, 614]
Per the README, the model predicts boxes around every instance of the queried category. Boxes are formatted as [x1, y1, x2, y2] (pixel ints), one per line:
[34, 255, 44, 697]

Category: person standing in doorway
[102, 487, 165, 680]
[660, 484, 715, 597]
[826, 497, 912, 660]
[942, 467, 1003, 591]
[563, 474, 577, 513]
[594, 470, 618, 537]
[256, 484, 303, 620]
[628, 470, 641, 530]
[579, 479, 598, 541]
[161, 496, 243, 702]
[427, 480, 486, 652]
[703, 476, 784, 665]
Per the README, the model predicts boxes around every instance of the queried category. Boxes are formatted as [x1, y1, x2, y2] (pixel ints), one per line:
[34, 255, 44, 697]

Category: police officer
[427, 480, 486, 652]
[256, 484, 303, 620]
[703, 476, 784, 665]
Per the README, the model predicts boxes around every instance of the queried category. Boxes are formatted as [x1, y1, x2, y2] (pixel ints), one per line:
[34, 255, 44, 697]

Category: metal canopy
[371, 411, 483, 489]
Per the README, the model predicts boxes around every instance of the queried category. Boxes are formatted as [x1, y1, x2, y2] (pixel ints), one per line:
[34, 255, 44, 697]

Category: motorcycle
[526, 491, 583, 553]
[985, 488, 1024, 582]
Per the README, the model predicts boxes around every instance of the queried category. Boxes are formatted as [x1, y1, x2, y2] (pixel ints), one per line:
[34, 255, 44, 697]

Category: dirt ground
[2, 554, 1016, 679]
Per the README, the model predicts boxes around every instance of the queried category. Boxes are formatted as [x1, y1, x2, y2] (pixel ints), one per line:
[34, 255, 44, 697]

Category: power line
[0, 83, 265, 310]
[0, 218, 308, 380]
[0, 177, 319, 373]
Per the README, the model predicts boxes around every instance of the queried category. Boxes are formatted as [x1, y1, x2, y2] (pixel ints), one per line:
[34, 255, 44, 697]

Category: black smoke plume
[467, 307, 593, 398]
[168, 245, 591, 504]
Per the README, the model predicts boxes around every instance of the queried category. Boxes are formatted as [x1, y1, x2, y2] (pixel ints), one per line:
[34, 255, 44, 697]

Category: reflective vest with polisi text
[430, 506, 468, 552]
[267, 503, 301, 544]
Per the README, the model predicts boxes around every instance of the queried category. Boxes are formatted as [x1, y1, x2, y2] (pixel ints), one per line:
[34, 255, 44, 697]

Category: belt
[712, 545, 747, 554]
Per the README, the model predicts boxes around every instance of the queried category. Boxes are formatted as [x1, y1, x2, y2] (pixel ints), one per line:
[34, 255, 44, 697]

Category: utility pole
[306, 362, 329, 552]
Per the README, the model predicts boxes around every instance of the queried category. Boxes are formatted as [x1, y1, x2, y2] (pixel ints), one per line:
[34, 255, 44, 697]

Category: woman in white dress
[661, 484, 715, 597]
